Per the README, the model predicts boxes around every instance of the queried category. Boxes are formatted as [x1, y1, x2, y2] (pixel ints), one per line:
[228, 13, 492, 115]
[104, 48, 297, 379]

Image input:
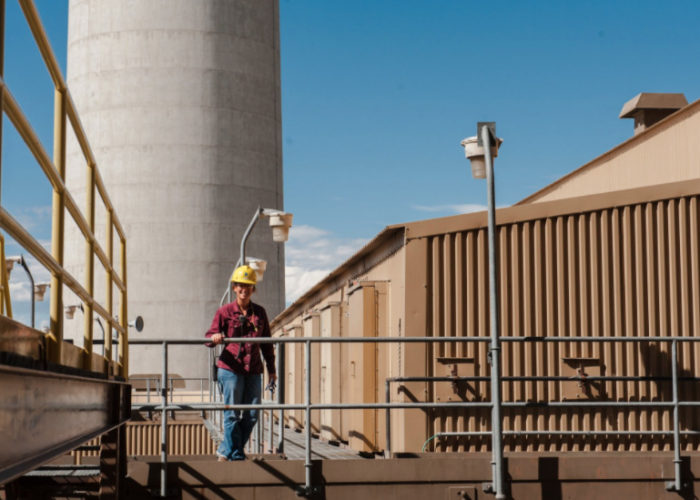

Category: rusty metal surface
[0, 364, 130, 484]
[0, 315, 44, 360]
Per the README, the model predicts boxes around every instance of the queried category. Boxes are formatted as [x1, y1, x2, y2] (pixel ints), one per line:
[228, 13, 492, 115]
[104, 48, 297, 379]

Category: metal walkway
[269, 427, 367, 461]
[205, 412, 368, 461]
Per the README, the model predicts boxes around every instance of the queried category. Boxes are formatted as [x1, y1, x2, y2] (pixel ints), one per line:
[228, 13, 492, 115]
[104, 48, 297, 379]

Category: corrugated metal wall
[426, 195, 700, 452]
[72, 421, 216, 463]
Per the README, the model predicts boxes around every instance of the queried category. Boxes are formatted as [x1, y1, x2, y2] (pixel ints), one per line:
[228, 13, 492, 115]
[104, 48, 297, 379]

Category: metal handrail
[130, 335, 698, 497]
[2, 0, 128, 374]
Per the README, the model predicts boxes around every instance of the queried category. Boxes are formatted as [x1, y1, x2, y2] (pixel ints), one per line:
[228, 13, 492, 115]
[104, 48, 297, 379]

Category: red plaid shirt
[205, 301, 276, 376]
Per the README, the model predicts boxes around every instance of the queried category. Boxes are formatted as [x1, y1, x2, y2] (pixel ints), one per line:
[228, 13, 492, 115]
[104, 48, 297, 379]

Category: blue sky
[3, 1, 700, 319]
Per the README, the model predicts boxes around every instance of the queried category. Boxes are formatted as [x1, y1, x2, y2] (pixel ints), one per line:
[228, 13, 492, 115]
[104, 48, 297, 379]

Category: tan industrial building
[271, 93, 700, 455]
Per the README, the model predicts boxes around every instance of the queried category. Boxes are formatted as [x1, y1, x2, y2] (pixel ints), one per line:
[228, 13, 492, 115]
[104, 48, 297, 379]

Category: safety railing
[0, 0, 128, 374]
[131, 335, 700, 498]
[130, 376, 211, 414]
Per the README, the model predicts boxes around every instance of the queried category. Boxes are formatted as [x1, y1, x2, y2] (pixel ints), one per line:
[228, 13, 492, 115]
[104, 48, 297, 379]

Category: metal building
[271, 95, 700, 455]
[63, 0, 285, 382]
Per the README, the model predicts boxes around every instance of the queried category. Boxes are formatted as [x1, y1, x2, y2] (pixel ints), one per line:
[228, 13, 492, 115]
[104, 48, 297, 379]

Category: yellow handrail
[0, 0, 128, 377]
[0, 234, 13, 318]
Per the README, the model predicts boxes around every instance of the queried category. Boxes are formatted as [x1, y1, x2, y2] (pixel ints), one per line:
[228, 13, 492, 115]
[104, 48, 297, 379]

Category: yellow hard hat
[230, 265, 257, 285]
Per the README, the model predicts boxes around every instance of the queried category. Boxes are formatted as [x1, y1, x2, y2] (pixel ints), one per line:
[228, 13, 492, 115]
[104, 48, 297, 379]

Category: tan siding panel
[423, 194, 700, 453]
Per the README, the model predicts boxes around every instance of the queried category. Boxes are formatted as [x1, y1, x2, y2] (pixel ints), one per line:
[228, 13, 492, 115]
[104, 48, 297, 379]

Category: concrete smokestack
[64, 0, 285, 382]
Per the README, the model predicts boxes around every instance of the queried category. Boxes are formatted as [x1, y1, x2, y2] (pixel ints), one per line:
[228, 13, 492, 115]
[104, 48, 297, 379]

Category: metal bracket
[664, 479, 684, 492]
[575, 366, 588, 389]
[477, 122, 496, 147]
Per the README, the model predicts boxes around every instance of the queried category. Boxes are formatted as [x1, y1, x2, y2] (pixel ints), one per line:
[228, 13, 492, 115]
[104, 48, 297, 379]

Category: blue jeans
[217, 368, 261, 460]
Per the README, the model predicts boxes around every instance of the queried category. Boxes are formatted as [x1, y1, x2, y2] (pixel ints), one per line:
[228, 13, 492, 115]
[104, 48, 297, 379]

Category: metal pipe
[305, 339, 312, 495]
[277, 342, 285, 453]
[160, 341, 168, 498]
[169, 377, 175, 420]
[268, 401, 273, 453]
[257, 404, 263, 454]
[119, 238, 128, 376]
[200, 378, 205, 418]
[387, 375, 700, 383]
[133, 399, 697, 412]
[105, 209, 113, 364]
[432, 429, 700, 438]
[48, 88, 66, 365]
[17, 256, 35, 328]
[385, 379, 391, 458]
[238, 206, 262, 268]
[481, 123, 505, 500]
[129, 335, 700, 345]
[84, 161, 96, 366]
[669, 339, 682, 492]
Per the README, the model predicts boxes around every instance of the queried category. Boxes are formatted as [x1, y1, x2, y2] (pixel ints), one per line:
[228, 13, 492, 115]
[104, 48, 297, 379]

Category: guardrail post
[666, 339, 682, 492]
[105, 210, 113, 366]
[277, 341, 285, 453]
[160, 341, 168, 498]
[304, 338, 313, 495]
[119, 238, 128, 376]
[257, 404, 263, 454]
[385, 379, 391, 458]
[48, 87, 66, 365]
[83, 160, 96, 369]
[268, 397, 273, 453]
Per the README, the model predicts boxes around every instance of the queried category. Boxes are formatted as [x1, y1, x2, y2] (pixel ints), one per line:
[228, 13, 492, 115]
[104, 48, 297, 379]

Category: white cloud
[285, 225, 368, 305]
[412, 203, 486, 214]
[13, 205, 52, 232]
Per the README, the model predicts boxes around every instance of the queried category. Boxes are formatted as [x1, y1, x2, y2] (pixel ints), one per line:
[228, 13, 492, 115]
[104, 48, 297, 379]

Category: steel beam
[0, 364, 130, 484]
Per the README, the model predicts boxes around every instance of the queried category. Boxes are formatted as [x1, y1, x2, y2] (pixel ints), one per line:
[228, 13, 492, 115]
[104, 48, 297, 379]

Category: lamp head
[460, 135, 503, 179]
[34, 282, 50, 301]
[128, 316, 144, 332]
[64, 304, 83, 319]
[5, 256, 21, 276]
[260, 208, 294, 242]
[246, 258, 267, 282]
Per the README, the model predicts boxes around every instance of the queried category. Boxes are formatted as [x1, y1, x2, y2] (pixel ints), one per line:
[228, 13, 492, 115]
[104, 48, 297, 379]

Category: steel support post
[277, 342, 285, 453]
[268, 399, 273, 453]
[257, 403, 263, 453]
[481, 123, 505, 499]
[84, 161, 96, 369]
[119, 239, 128, 376]
[49, 88, 67, 365]
[105, 210, 113, 364]
[160, 342, 168, 498]
[666, 339, 682, 492]
[304, 339, 312, 495]
[385, 379, 391, 458]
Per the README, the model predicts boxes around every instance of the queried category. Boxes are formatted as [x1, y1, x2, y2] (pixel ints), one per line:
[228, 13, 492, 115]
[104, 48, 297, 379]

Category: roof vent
[619, 92, 688, 135]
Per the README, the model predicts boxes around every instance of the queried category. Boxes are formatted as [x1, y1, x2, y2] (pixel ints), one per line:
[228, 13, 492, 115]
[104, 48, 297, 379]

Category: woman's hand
[211, 333, 225, 345]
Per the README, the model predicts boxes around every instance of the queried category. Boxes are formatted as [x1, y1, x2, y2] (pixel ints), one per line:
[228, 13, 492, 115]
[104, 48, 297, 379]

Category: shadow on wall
[639, 341, 700, 435]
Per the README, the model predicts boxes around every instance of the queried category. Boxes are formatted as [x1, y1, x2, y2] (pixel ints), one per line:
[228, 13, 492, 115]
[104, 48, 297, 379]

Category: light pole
[237, 206, 293, 268]
[461, 122, 505, 499]
[222, 206, 293, 304]
[6, 255, 49, 329]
